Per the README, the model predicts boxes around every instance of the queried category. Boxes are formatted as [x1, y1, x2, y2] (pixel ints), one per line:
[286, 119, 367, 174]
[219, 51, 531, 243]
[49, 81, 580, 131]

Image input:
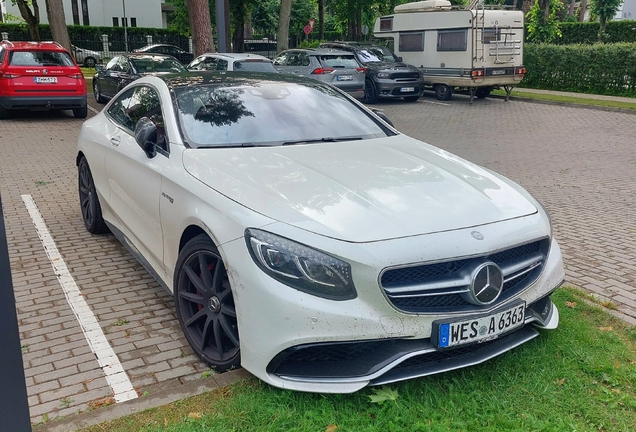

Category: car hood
[182, 136, 537, 242]
[365, 61, 418, 72]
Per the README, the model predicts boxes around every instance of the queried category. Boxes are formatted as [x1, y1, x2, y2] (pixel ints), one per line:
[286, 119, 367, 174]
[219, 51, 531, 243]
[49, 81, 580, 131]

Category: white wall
[2, 0, 164, 28]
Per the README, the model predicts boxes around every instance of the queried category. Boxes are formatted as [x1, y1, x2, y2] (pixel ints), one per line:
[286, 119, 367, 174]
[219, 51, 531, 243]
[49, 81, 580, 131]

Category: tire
[434, 84, 453, 101]
[73, 106, 88, 119]
[84, 57, 96, 68]
[78, 157, 109, 234]
[362, 79, 378, 104]
[0, 104, 10, 120]
[403, 95, 420, 102]
[93, 80, 106, 104]
[174, 234, 240, 372]
[476, 86, 493, 99]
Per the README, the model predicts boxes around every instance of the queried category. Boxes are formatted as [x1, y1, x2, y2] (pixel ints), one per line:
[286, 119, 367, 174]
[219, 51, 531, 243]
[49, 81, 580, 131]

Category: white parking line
[420, 100, 451, 106]
[87, 104, 99, 115]
[21, 195, 138, 403]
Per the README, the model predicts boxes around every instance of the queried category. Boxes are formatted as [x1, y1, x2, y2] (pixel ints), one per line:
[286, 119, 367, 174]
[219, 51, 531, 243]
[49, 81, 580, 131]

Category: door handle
[110, 136, 121, 146]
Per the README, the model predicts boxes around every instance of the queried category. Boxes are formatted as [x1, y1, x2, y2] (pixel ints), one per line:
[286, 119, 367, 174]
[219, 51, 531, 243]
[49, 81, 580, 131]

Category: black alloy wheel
[93, 80, 106, 104]
[84, 57, 96, 68]
[78, 157, 109, 234]
[175, 235, 240, 371]
[362, 79, 378, 104]
[434, 84, 453, 101]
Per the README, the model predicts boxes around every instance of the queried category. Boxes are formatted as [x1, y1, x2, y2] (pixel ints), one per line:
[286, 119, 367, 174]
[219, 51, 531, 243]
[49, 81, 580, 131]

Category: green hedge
[523, 43, 636, 96]
[523, 20, 636, 44]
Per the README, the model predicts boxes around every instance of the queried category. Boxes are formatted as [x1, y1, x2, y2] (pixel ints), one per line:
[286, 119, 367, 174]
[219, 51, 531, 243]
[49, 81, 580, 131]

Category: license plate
[491, 70, 506, 75]
[435, 301, 525, 348]
[34, 77, 58, 83]
[400, 87, 415, 92]
[336, 75, 353, 81]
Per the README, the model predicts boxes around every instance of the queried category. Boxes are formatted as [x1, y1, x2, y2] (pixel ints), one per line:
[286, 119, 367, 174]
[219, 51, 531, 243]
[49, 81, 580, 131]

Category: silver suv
[320, 42, 424, 103]
[273, 48, 365, 98]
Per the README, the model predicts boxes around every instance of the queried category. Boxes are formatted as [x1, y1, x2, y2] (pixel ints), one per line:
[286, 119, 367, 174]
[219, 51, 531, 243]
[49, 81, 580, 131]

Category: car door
[104, 84, 169, 269]
[102, 56, 122, 98]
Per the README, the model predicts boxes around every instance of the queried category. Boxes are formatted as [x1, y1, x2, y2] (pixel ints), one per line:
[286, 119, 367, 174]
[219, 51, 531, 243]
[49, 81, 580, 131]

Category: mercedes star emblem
[467, 262, 504, 305]
[471, 231, 484, 240]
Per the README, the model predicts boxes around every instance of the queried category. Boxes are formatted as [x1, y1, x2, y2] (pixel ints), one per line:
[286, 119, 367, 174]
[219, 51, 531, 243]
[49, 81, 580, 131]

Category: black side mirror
[397, 56, 403, 62]
[371, 109, 394, 128]
[134, 117, 157, 158]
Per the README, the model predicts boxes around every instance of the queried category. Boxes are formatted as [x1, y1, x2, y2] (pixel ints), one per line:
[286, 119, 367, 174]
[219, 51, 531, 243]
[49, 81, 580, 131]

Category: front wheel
[362, 79, 378, 104]
[84, 57, 96, 68]
[174, 235, 240, 372]
[78, 157, 109, 234]
[93, 80, 106, 104]
[434, 84, 453, 101]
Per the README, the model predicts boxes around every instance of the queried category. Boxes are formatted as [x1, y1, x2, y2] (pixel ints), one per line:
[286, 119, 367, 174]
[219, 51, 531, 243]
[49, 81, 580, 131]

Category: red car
[0, 41, 87, 119]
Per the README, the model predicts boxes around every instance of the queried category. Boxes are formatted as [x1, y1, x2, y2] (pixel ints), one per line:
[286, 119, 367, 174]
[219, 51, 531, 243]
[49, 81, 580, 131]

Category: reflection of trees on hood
[194, 89, 254, 127]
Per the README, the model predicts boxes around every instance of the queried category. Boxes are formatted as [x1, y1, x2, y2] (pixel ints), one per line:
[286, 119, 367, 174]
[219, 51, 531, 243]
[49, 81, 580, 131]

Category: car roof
[137, 44, 179, 50]
[118, 53, 179, 60]
[160, 71, 326, 91]
[196, 53, 271, 61]
[284, 48, 354, 56]
[0, 41, 67, 51]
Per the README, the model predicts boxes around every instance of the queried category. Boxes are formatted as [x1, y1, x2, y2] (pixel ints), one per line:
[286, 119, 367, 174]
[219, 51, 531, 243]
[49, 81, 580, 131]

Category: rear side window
[319, 55, 358, 69]
[234, 61, 277, 73]
[9, 50, 74, 66]
[107, 88, 136, 131]
[437, 30, 467, 52]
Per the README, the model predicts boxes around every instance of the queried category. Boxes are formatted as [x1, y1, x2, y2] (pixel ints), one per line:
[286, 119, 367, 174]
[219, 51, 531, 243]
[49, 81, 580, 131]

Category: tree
[45, 0, 71, 55]
[318, 0, 325, 40]
[526, 0, 563, 43]
[12, 0, 41, 41]
[185, 0, 214, 55]
[590, 0, 622, 41]
[277, 0, 292, 52]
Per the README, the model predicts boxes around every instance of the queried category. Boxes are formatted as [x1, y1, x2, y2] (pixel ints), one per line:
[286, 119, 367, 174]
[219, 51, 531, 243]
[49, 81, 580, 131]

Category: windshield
[174, 80, 388, 148]
[234, 61, 278, 73]
[130, 57, 186, 74]
[356, 46, 398, 63]
[10, 50, 74, 67]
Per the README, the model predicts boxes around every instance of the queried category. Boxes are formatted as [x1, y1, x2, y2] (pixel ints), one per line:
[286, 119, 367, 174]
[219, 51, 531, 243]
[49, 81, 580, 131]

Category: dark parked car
[134, 44, 194, 65]
[319, 42, 424, 103]
[92, 54, 186, 103]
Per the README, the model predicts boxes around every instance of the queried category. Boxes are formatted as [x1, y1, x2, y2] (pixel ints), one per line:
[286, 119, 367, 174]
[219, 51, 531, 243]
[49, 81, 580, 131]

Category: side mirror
[134, 117, 157, 158]
[397, 56, 403, 62]
[371, 109, 394, 128]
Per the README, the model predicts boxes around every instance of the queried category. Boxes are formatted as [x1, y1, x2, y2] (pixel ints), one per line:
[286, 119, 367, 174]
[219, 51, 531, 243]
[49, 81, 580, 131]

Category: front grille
[381, 239, 550, 313]
[389, 72, 419, 80]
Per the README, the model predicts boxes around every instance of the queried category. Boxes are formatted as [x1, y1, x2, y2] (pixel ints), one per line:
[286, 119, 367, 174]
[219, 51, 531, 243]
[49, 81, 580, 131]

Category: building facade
[2, 0, 168, 29]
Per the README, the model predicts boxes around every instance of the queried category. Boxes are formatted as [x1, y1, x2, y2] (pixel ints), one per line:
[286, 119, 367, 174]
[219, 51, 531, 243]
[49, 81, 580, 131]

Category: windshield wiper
[282, 137, 363, 146]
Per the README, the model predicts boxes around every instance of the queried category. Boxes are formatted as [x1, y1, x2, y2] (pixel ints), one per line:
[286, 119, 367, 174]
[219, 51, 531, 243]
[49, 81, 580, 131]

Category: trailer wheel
[434, 84, 452, 101]
[476, 86, 493, 99]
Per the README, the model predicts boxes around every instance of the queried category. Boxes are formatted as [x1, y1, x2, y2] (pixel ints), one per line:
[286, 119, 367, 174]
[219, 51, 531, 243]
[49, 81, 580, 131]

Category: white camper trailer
[374, 1, 526, 102]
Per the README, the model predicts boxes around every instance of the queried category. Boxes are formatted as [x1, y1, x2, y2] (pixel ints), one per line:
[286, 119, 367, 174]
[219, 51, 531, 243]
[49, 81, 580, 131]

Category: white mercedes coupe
[77, 72, 564, 393]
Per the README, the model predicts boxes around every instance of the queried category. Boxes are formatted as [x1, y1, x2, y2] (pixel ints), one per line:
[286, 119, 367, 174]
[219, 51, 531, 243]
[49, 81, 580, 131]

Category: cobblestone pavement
[0, 94, 634, 424]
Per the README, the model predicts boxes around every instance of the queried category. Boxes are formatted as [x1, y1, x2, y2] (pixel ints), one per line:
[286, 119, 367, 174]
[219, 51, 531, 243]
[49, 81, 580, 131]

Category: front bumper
[221, 212, 565, 393]
[0, 95, 87, 110]
[375, 80, 425, 99]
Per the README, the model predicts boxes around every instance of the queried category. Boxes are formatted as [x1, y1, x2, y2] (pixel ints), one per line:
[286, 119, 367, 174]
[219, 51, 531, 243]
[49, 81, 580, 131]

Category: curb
[34, 369, 251, 432]
[490, 94, 636, 115]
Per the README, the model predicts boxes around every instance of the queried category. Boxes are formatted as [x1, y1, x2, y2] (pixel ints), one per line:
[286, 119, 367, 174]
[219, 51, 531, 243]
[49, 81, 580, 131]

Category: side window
[117, 57, 130, 72]
[188, 58, 202, 69]
[437, 30, 467, 52]
[126, 86, 168, 152]
[107, 88, 136, 130]
[273, 52, 287, 66]
[216, 59, 228, 71]
[287, 52, 301, 66]
[483, 29, 501, 44]
[203, 57, 218, 70]
[105, 57, 118, 71]
[399, 33, 424, 52]
[299, 53, 310, 67]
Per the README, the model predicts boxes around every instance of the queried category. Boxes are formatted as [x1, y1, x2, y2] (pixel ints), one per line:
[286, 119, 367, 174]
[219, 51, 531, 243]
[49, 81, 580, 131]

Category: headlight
[377, 72, 390, 78]
[245, 229, 356, 300]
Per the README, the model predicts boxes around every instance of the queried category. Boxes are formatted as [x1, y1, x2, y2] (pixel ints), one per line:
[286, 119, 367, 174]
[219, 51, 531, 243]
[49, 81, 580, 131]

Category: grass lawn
[76, 288, 636, 432]
[492, 89, 636, 111]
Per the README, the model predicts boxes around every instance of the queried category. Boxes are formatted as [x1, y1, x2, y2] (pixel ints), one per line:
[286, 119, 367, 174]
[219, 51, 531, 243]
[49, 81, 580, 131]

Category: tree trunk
[579, 0, 587, 21]
[318, 0, 325, 40]
[599, 16, 607, 41]
[46, 0, 72, 56]
[356, 3, 362, 41]
[277, 0, 291, 52]
[224, 0, 231, 52]
[185, 0, 214, 55]
[15, 0, 41, 41]
[568, 0, 576, 16]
